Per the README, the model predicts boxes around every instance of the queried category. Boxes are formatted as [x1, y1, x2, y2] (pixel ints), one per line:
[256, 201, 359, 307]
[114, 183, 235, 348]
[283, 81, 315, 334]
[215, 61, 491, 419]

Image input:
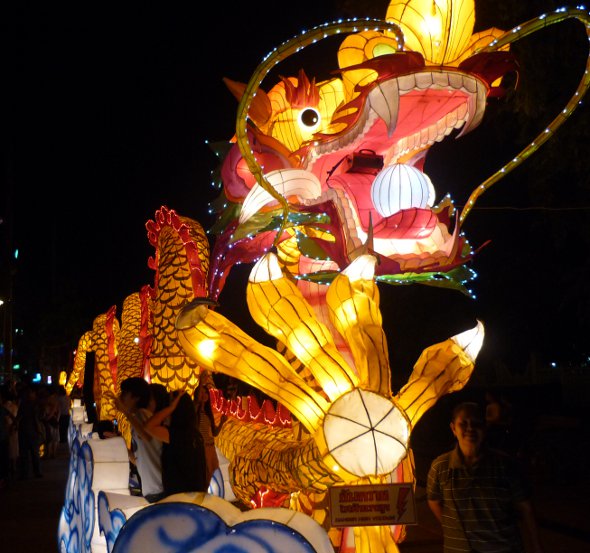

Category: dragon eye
[298, 108, 320, 129]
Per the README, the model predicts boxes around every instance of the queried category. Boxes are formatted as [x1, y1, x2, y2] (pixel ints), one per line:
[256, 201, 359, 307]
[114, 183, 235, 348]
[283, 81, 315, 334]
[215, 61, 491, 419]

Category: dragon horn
[223, 77, 272, 127]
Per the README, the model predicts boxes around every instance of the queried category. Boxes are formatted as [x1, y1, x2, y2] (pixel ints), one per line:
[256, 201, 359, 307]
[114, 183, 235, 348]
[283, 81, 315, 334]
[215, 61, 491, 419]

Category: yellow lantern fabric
[177, 250, 484, 549]
[116, 292, 146, 387]
[113, 291, 147, 447]
[145, 206, 210, 394]
[66, 307, 119, 421]
[386, 0, 477, 65]
[64, 1, 590, 552]
[326, 255, 390, 396]
[395, 321, 484, 424]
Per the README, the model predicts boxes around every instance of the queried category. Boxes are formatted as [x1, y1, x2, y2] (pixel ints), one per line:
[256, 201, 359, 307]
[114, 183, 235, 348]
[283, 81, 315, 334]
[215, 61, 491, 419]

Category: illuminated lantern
[60, 1, 590, 552]
[189, 0, 589, 549]
[114, 291, 150, 448]
[177, 251, 484, 553]
[370, 163, 435, 217]
[98, 491, 334, 553]
[145, 206, 210, 394]
[65, 307, 119, 422]
[323, 389, 409, 476]
[386, 0, 476, 65]
[58, 434, 130, 553]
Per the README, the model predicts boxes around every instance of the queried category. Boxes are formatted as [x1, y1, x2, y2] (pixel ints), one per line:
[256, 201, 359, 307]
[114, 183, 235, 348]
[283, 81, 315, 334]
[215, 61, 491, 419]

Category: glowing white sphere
[370, 163, 435, 217]
[323, 389, 409, 477]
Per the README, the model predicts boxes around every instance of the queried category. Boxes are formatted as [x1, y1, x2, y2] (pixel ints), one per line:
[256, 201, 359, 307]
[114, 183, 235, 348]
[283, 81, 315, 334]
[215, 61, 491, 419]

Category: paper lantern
[98, 492, 333, 553]
[323, 389, 409, 476]
[65, 308, 119, 422]
[370, 163, 435, 217]
[60, 2, 590, 553]
[386, 0, 476, 65]
[145, 206, 210, 394]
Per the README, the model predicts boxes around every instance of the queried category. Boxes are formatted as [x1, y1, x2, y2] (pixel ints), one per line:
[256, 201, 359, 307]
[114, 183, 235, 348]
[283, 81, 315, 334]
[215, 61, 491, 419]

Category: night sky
[3, 0, 589, 385]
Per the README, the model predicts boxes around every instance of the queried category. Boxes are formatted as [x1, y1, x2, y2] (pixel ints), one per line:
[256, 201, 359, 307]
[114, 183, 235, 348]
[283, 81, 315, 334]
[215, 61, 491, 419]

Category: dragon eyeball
[298, 108, 321, 130]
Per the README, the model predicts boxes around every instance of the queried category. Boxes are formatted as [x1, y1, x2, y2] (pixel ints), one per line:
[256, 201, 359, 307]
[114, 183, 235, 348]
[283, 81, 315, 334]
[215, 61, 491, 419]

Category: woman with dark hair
[145, 391, 207, 497]
[148, 383, 170, 413]
[193, 381, 223, 486]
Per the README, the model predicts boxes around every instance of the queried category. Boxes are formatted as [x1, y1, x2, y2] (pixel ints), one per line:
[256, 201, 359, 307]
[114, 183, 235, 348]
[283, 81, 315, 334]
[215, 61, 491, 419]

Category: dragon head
[207, 0, 517, 298]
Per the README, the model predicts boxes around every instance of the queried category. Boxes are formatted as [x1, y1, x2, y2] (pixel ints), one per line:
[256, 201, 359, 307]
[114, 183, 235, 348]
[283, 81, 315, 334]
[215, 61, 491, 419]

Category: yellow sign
[329, 483, 416, 527]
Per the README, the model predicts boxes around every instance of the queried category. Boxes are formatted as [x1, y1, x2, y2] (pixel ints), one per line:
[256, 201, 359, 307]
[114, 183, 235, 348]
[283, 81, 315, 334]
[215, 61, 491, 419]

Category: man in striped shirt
[426, 402, 543, 553]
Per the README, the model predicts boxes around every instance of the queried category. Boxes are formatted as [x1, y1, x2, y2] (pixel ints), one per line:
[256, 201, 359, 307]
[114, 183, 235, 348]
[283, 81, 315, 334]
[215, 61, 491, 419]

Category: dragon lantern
[66, 306, 119, 422]
[66, 1, 590, 552]
[175, 1, 590, 552]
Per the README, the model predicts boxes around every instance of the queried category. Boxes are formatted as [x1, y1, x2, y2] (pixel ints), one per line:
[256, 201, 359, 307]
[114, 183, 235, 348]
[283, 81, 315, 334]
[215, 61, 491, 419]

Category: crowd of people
[2, 375, 550, 551]
[0, 380, 71, 487]
[0, 373, 236, 503]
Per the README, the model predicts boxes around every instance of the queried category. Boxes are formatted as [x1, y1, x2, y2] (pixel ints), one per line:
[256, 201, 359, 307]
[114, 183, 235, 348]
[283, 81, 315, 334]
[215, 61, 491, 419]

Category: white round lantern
[370, 163, 435, 217]
[323, 389, 409, 477]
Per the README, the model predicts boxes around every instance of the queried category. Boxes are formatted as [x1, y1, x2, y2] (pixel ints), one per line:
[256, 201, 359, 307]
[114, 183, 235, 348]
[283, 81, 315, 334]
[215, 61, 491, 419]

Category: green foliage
[295, 264, 476, 297]
[295, 230, 331, 260]
[209, 201, 241, 236]
[231, 211, 278, 242]
[377, 265, 477, 297]
[230, 209, 334, 243]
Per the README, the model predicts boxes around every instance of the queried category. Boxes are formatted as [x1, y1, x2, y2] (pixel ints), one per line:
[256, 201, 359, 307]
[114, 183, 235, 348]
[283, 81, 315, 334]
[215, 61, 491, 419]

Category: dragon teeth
[306, 70, 487, 169]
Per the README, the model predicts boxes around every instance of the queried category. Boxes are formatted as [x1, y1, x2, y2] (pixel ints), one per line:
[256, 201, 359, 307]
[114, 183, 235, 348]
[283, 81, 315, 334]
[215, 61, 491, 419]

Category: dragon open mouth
[300, 68, 488, 264]
[306, 69, 487, 167]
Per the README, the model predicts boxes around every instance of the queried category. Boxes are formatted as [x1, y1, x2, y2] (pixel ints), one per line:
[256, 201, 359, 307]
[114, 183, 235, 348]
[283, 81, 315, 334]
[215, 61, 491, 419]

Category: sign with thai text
[329, 483, 416, 527]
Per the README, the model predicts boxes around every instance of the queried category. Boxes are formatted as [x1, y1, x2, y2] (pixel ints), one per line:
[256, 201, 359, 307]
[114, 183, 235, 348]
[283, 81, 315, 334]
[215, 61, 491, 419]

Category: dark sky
[3, 1, 589, 382]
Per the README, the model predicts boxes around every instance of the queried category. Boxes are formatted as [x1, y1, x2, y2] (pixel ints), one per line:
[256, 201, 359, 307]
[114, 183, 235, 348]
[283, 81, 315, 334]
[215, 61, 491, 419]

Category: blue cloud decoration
[109, 502, 320, 553]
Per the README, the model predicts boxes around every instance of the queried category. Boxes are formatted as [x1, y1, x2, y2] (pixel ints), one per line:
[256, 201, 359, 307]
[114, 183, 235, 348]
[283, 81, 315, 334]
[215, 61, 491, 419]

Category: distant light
[13, 249, 18, 260]
[47, 375, 53, 384]
[12, 363, 20, 370]
[32, 373, 41, 382]
[550, 362, 557, 368]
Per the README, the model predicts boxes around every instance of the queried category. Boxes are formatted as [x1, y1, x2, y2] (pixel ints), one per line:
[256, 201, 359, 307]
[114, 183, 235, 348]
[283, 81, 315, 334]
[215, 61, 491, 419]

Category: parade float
[60, 1, 590, 552]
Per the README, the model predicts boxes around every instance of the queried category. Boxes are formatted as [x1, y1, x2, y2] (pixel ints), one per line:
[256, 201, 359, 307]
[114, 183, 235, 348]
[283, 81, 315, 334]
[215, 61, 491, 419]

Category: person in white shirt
[116, 377, 165, 503]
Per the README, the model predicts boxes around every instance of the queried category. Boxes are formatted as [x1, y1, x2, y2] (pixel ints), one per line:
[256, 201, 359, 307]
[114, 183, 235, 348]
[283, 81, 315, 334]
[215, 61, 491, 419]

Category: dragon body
[67, 207, 210, 442]
[66, 306, 119, 421]
[144, 207, 210, 393]
[115, 291, 146, 386]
